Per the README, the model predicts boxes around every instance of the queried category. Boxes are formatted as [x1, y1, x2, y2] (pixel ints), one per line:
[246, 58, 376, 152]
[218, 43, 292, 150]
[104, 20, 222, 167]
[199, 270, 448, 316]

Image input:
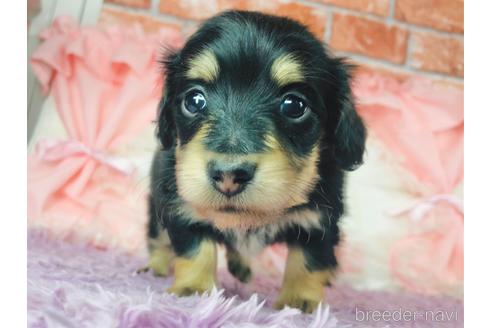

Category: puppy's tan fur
[168, 239, 217, 295]
[186, 50, 220, 82]
[138, 230, 174, 276]
[271, 53, 304, 86]
[275, 247, 335, 312]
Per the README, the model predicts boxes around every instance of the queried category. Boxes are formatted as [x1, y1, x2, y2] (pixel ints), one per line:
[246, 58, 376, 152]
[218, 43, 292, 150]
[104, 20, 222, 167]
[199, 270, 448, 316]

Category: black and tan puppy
[144, 10, 366, 313]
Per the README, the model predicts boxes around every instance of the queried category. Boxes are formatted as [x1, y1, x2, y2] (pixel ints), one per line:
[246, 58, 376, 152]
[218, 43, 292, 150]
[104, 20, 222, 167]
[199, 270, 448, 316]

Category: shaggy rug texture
[27, 230, 463, 327]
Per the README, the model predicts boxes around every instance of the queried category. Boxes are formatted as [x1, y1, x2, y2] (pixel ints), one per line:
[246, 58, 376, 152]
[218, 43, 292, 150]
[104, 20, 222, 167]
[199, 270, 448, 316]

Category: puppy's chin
[179, 200, 287, 230]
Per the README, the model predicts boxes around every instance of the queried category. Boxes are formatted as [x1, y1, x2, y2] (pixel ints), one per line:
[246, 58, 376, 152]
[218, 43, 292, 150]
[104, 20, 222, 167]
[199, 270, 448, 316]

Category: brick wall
[99, 0, 463, 86]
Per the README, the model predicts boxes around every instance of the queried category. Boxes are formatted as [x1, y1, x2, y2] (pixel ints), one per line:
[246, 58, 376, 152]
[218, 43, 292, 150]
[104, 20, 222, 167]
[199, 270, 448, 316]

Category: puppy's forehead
[180, 12, 327, 86]
[183, 27, 306, 86]
[186, 50, 220, 83]
[270, 54, 304, 86]
[185, 48, 304, 87]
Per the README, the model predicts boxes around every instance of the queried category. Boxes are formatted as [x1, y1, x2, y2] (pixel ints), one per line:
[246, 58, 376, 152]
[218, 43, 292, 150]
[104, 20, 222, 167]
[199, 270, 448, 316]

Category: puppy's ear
[156, 52, 180, 150]
[157, 95, 175, 149]
[331, 61, 367, 171]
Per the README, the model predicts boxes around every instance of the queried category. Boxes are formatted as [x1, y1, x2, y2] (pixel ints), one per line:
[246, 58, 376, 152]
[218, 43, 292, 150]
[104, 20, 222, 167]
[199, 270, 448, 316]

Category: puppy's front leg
[168, 237, 217, 296]
[138, 230, 174, 277]
[138, 198, 174, 276]
[165, 218, 218, 295]
[274, 230, 337, 313]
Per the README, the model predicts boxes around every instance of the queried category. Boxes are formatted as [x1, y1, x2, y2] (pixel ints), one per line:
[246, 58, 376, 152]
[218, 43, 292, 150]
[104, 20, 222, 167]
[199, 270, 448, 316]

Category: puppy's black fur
[147, 10, 366, 311]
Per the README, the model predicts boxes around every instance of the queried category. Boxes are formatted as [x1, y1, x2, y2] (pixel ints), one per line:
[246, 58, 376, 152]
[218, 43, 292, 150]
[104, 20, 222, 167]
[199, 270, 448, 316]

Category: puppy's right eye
[182, 90, 207, 115]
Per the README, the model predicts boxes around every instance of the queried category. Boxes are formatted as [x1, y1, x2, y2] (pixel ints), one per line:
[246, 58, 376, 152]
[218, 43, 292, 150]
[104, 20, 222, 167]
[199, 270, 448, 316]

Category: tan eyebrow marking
[186, 50, 220, 82]
[270, 53, 304, 86]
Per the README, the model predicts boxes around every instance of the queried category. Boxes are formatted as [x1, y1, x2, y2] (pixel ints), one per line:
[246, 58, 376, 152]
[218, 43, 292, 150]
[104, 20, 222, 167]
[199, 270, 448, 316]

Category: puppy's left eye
[280, 95, 308, 119]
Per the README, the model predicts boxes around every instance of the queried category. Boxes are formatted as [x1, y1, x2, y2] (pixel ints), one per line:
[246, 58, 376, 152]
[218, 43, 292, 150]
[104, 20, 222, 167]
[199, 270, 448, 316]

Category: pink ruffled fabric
[353, 74, 464, 294]
[28, 17, 183, 253]
[353, 74, 463, 194]
[389, 196, 463, 294]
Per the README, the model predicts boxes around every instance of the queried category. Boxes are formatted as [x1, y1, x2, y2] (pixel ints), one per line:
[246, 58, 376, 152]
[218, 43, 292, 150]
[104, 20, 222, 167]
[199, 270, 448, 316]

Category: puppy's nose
[208, 161, 256, 197]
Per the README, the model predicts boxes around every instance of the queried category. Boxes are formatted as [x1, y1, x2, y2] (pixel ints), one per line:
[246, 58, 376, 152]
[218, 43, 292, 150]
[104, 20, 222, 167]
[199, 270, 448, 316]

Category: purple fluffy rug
[27, 230, 463, 327]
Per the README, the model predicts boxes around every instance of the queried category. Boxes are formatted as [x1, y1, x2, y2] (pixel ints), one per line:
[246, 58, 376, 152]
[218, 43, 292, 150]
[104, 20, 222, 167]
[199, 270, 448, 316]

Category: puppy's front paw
[139, 247, 173, 277]
[274, 294, 322, 313]
[167, 284, 213, 296]
[169, 240, 217, 297]
[274, 248, 334, 313]
[136, 264, 167, 277]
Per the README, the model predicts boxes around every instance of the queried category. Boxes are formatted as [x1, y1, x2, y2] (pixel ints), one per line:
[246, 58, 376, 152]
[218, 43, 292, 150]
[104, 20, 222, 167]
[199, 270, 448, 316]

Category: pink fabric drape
[353, 74, 463, 194]
[353, 74, 464, 293]
[28, 17, 183, 252]
[389, 195, 463, 293]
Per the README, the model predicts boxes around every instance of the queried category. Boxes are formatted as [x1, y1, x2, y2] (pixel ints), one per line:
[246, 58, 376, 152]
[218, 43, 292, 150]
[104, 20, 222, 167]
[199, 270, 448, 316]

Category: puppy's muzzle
[207, 161, 256, 197]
